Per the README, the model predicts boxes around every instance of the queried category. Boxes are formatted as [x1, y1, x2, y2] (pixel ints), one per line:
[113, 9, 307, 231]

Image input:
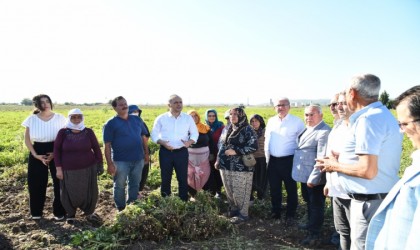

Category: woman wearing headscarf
[249, 114, 268, 201]
[54, 108, 103, 223]
[187, 110, 212, 198]
[203, 109, 225, 198]
[216, 107, 258, 223]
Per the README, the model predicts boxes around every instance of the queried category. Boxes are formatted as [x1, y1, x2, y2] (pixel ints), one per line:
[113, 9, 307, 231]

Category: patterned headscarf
[205, 109, 224, 132]
[188, 110, 210, 134]
[249, 114, 266, 137]
[226, 107, 248, 143]
[66, 108, 85, 131]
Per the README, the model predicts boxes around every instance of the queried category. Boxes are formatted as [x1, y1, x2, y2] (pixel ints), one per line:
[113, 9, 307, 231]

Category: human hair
[168, 94, 181, 104]
[111, 96, 125, 107]
[32, 94, 53, 114]
[277, 97, 290, 106]
[305, 104, 322, 114]
[394, 85, 420, 121]
[349, 74, 381, 100]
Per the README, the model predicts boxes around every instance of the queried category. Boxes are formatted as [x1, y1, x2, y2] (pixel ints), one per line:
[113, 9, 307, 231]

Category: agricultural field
[0, 104, 413, 249]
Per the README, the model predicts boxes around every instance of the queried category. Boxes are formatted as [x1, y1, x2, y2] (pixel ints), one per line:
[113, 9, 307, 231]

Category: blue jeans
[113, 160, 144, 210]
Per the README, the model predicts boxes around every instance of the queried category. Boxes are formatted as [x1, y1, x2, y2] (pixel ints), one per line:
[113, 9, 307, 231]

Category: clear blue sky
[1, 0, 419, 105]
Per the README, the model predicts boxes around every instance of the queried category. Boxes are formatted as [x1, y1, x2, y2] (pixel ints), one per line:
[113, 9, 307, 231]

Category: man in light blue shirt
[151, 94, 198, 201]
[318, 74, 402, 250]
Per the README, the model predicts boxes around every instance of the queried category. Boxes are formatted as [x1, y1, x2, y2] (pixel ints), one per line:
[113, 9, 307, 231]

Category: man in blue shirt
[318, 74, 402, 250]
[103, 96, 149, 211]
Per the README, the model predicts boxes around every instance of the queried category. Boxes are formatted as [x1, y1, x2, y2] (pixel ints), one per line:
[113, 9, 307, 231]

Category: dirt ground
[0, 179, 338, 250]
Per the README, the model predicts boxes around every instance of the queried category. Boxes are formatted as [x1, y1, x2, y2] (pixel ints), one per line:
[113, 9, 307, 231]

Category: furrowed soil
[0, 179, 338, 250]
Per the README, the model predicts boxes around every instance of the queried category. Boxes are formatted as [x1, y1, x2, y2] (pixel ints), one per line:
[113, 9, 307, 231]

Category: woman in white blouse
[22, 94, 66, 220]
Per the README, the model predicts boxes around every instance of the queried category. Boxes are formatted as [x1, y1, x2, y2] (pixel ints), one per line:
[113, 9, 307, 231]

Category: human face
[345, 87, 356, 112]
[207, 112, 216, 123]
[39, 97, 51, 111]
[230, 111, 239, 124]
[114, 98, 128, 115]
[328, 96, 338, 115]
[250, 118, 260, 130]
[396, 101, 420, 149]
[274, 99, 290, 118]
[304, 107, 322, 127]
[337, 94, 349, 119]
[70, 115, 83, 124]
[169, 97, 183, 113]
[190, 113, 199, 124]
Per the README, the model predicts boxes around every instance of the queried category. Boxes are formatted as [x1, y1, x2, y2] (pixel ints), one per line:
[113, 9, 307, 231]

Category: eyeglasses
[275, 104, 289, 108]
[398, 119, 420, 129]
[70, 115, 83, 119]
[207, 115, 216, 117]
[328, 103, 338, 107]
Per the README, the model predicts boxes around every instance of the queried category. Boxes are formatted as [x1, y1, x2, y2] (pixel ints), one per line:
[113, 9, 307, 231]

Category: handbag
[242, 154, 256, 168]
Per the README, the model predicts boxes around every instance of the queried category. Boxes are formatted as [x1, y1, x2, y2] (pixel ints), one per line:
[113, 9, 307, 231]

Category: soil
[0, 179, 338, 250]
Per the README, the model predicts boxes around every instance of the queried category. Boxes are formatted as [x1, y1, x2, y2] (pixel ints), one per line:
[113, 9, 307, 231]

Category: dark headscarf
[249, 114, 266, 137]
[226, 107, 248, 144]
[205, 109, 224, 132]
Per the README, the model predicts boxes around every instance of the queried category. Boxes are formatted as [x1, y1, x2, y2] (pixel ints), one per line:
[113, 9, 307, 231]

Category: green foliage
[380, 90, 393, 109]
[71, 192, 233, 248]
[21, 98, 32, 106]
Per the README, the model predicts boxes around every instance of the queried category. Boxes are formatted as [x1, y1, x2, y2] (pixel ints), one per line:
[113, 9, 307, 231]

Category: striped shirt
[22, 113, 66, 142]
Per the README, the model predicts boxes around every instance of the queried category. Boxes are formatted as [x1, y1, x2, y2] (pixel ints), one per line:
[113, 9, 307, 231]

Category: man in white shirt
[265, 97, 305, 222]
[151, 94, 198, 201]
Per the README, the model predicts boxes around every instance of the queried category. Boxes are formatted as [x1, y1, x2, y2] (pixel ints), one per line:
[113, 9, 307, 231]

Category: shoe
[230, 215, 249, 224]
[285, 217, 296, 226]
[53, 216, 65, 221]
[214, 193, 221, 199]
[189, 197, 196, 202]
[66, 217, 76, 224]
[301, 233, 321, 246]
[86, 213, 101, 222]
[30, 216, 42, 220]
[224, 209, 240, 218]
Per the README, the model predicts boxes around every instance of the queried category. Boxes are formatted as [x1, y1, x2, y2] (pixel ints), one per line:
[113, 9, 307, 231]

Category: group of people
[21, 74, 420, 249]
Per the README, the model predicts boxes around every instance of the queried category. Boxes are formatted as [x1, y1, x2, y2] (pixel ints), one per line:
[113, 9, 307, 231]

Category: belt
[270, 155, 293, 159]
[347, 193, 387, 201]
[161, 146, 186, 152]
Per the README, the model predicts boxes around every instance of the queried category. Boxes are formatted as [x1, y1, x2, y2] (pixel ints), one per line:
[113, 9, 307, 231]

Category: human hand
[307, 183, 315, 188]
[323, 186, 329, 197]
[56, 167, 63, 180]
[107, 162, 116, 176]
[181, 139, 194, 148]
[316, 157, 338, 172]
[224, 149, 236, 156]
[214, 161, 220, 170]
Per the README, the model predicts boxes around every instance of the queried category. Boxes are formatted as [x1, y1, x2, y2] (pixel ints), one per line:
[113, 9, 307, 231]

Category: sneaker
[30, 216, 42, 220]
[53, 216, 65, 221]
[214, 193, 221, 199]
[230, 215, 249, 224]
[86, 213, 100, 222]
[66, 217, 76, 224]
[224, 209, 240, 218]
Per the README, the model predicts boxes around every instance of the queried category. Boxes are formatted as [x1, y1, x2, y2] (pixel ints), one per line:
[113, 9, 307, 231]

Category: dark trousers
[251, 157, 268, 200]
[301, 183, 326, 234]
[203, 159, 223, 195]
[139, 163, 149, 191]
[28, 142, 65, 217]
[159, 146, 189, 201]
[267, 155, 297, 218]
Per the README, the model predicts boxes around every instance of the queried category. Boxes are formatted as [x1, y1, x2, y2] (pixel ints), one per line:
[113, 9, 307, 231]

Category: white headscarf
[66, 108, 86, 131]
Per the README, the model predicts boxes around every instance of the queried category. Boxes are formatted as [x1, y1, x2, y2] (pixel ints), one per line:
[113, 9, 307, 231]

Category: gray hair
[168, 94, 182, 104]
[349, 74, 381, 100]
[276, 97, 290, 105]
[305, 104, 322, 114]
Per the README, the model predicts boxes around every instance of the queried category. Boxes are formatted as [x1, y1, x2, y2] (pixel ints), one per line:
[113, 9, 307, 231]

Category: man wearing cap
[103, 96, 149, 211]
[128, 105, 151, 193]
[151, 94, 198, 201]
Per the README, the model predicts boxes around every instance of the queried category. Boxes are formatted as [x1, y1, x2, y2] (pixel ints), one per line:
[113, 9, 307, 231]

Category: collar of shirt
[349, 101, 382, 125]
